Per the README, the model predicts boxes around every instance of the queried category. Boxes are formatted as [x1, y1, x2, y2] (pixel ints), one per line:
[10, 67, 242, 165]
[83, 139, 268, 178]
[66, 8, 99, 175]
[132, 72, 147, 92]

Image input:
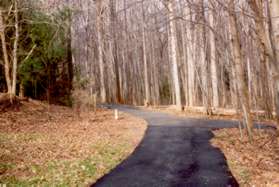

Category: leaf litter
[0, 100, 147, 186]
[211, 128, 279, 187]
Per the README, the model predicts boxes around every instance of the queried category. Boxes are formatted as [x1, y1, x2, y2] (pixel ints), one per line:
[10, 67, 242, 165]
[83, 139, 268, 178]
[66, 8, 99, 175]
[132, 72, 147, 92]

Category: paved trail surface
[92, 105, 243, 187]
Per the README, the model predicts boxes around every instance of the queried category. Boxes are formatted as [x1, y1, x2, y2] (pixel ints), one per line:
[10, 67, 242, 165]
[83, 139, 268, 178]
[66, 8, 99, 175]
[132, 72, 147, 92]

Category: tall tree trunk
[185, 3, 195, 107]
[66, 0, 73, 93]
[199, 0, 210, 113]
[229, 0, 253, 139]
[142, 0, 150, 106]
[166, 0, 182, 110]
[209, 2, 219, 108]
[151, 36, 160, 105]
[123, 0, 129, 103]
[269, 0, 279, 56]
[110, 0, 122, 103]
[0, 8, 12, 94]
[67, 21, 73, 92]
[268, 0, 279, 120]
[246, 1, 271, 117]
[11, 0, 19, 96]
[179, 0, 188, 106]
[97, 0, 106, 103]
[248, 0, 279, 120]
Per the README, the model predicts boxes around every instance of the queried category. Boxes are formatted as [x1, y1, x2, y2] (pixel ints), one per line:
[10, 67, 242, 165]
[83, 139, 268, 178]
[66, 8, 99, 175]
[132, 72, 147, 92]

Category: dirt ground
[0, 100, 147, 186]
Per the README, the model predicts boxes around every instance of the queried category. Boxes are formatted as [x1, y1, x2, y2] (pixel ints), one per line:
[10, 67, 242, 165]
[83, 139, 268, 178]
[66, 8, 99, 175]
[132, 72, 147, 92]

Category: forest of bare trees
[2, 1, 279, 185]
[67, 0, 279, 136]
[67, 0, 278, 110]
[1, 0, 279, 137]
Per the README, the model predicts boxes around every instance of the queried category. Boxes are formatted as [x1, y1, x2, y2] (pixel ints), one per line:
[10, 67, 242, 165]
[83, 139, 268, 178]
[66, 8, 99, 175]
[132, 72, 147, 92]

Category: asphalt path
[92, 105, 273, 187]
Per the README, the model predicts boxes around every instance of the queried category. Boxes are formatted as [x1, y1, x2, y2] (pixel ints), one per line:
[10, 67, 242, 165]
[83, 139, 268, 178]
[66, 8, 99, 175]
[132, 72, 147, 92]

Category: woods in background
[1, 0, 279, 137]
[68, 0, 279, 118]
[0, 0, 72, 104]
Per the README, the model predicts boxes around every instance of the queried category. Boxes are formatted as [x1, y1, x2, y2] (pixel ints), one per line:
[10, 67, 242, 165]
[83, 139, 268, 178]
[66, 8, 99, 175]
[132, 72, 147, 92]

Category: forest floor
[145, 105, 279, 186]
[212, 129, 279, 186]
[0, 100, 147, 186]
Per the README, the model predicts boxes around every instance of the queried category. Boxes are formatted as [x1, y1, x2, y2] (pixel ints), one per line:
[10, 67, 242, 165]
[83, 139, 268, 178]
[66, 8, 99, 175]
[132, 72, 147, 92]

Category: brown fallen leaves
[211, 128, 279, 187]
[0, 100, 147, 185]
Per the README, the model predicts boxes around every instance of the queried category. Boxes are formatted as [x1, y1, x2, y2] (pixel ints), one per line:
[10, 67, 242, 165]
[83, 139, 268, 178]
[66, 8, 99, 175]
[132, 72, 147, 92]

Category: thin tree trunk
[65, 0, 73, 93]
[200, 0, 210, 113]
[142, 0, 150, 106]
[229, 0, 253, 139]
[97, 0, 106, 103]
[151, 36, 160, 105]
[11, 0, 19, 96]
[110, 0, 122, 103]
[268, 0, 279, 120]
[0, 8, 12, 94]
[179, 0, 188, 106]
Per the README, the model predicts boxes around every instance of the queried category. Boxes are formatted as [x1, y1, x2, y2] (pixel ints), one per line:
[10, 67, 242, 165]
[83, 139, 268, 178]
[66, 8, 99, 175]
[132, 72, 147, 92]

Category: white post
[114, 109, 119, 120]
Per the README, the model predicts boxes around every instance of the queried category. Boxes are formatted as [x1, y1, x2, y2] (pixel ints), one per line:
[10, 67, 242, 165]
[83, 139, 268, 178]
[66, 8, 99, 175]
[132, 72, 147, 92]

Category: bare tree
[229, 0, 253, 139]
[142, 0, 150, 106]
[0, 8, 12, 95]
[12, 0, 19, 96]
[0, 1, 19, 99]
[268, 0, 279, 120]
[165, 0, 182, 110]
[96, 0, 106, 103]
[208, 0, 219, 108]
[34, 0, 279, 130]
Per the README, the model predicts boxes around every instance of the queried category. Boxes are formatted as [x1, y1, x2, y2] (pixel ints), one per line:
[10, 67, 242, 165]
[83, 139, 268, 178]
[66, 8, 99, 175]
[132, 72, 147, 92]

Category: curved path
[92, 105, 245, 187]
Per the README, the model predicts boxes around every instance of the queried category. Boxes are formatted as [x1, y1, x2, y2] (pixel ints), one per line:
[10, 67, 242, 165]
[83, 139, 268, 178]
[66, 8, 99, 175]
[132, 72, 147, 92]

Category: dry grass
[0, 100, 147, 186]
[211, 129, 279, 187]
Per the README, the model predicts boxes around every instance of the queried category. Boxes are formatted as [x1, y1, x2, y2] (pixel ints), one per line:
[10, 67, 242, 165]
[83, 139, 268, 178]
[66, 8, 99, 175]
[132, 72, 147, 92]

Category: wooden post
[114, 109, 119, 120]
